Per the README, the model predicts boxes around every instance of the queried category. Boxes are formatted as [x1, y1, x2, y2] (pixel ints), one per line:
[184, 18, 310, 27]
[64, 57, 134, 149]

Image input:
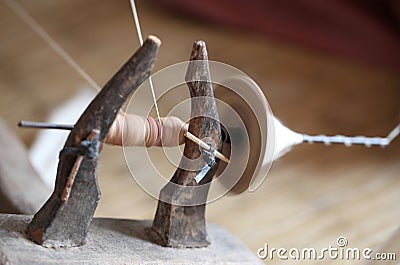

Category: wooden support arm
[152, 40, 222, 247]
[27, 36, 161, 248]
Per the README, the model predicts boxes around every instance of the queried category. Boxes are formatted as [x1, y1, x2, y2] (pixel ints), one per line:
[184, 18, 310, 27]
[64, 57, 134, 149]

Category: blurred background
[0, 0, 399, 264]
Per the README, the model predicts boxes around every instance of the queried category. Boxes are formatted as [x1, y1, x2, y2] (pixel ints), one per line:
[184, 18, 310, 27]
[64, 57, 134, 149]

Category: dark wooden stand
[152, 41, 222, 247]
[0, 38, 265, 264]
[27, 36, 161, 247]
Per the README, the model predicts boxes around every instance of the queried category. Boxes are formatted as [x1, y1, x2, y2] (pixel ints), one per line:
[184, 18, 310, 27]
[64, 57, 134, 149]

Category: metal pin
[184, 131, 230, 164]
[18, 120, 74, 130]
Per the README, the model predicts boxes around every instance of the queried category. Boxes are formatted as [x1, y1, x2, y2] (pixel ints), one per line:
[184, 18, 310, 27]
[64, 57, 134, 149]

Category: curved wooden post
[28, 36, 161, 248]
[152, 41, 222, 247]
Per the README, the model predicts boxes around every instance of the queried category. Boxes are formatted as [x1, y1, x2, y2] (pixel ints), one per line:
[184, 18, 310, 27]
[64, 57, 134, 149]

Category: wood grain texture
[0, 119, 50, 214]
[27, 36, 160, 247]
[0, 1, 399, 264]
[152, 41, 222, 247]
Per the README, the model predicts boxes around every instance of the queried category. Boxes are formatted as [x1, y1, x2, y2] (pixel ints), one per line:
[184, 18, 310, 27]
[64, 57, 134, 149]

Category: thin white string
[11, 0, 398, 155]
[129, 0, 162, 122]
[3, 0, 101, 92]
[387, 124, 400, 142]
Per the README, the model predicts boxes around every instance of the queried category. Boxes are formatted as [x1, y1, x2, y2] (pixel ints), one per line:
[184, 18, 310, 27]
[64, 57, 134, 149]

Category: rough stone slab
[0, 214, 263, 265]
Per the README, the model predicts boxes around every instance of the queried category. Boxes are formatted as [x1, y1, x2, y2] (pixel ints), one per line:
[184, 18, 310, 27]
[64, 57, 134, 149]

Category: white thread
[129, 0, 162, 122]
[273, 117, 399, 161]
[3, 0, 101, 91]
[272, 117, 303, 159]
[301, 124, 399, 148]
[387, 124, 400, 142]
[9, 0, 397, 158]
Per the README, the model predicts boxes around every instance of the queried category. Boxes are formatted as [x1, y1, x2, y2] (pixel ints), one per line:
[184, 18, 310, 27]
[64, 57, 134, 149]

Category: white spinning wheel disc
[214, 75, 275, 193]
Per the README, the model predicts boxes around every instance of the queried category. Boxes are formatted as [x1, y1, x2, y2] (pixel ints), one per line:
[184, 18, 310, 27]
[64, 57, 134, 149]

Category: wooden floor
[1, 1, 399, 264]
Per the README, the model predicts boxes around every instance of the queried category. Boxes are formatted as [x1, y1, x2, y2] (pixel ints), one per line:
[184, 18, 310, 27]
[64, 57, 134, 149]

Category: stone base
[0, 214, 262, 265]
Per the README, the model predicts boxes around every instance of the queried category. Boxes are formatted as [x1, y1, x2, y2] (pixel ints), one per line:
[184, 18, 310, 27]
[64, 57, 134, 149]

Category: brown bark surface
[28, 36, 161, 247]
[153, 41, 222, 247]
